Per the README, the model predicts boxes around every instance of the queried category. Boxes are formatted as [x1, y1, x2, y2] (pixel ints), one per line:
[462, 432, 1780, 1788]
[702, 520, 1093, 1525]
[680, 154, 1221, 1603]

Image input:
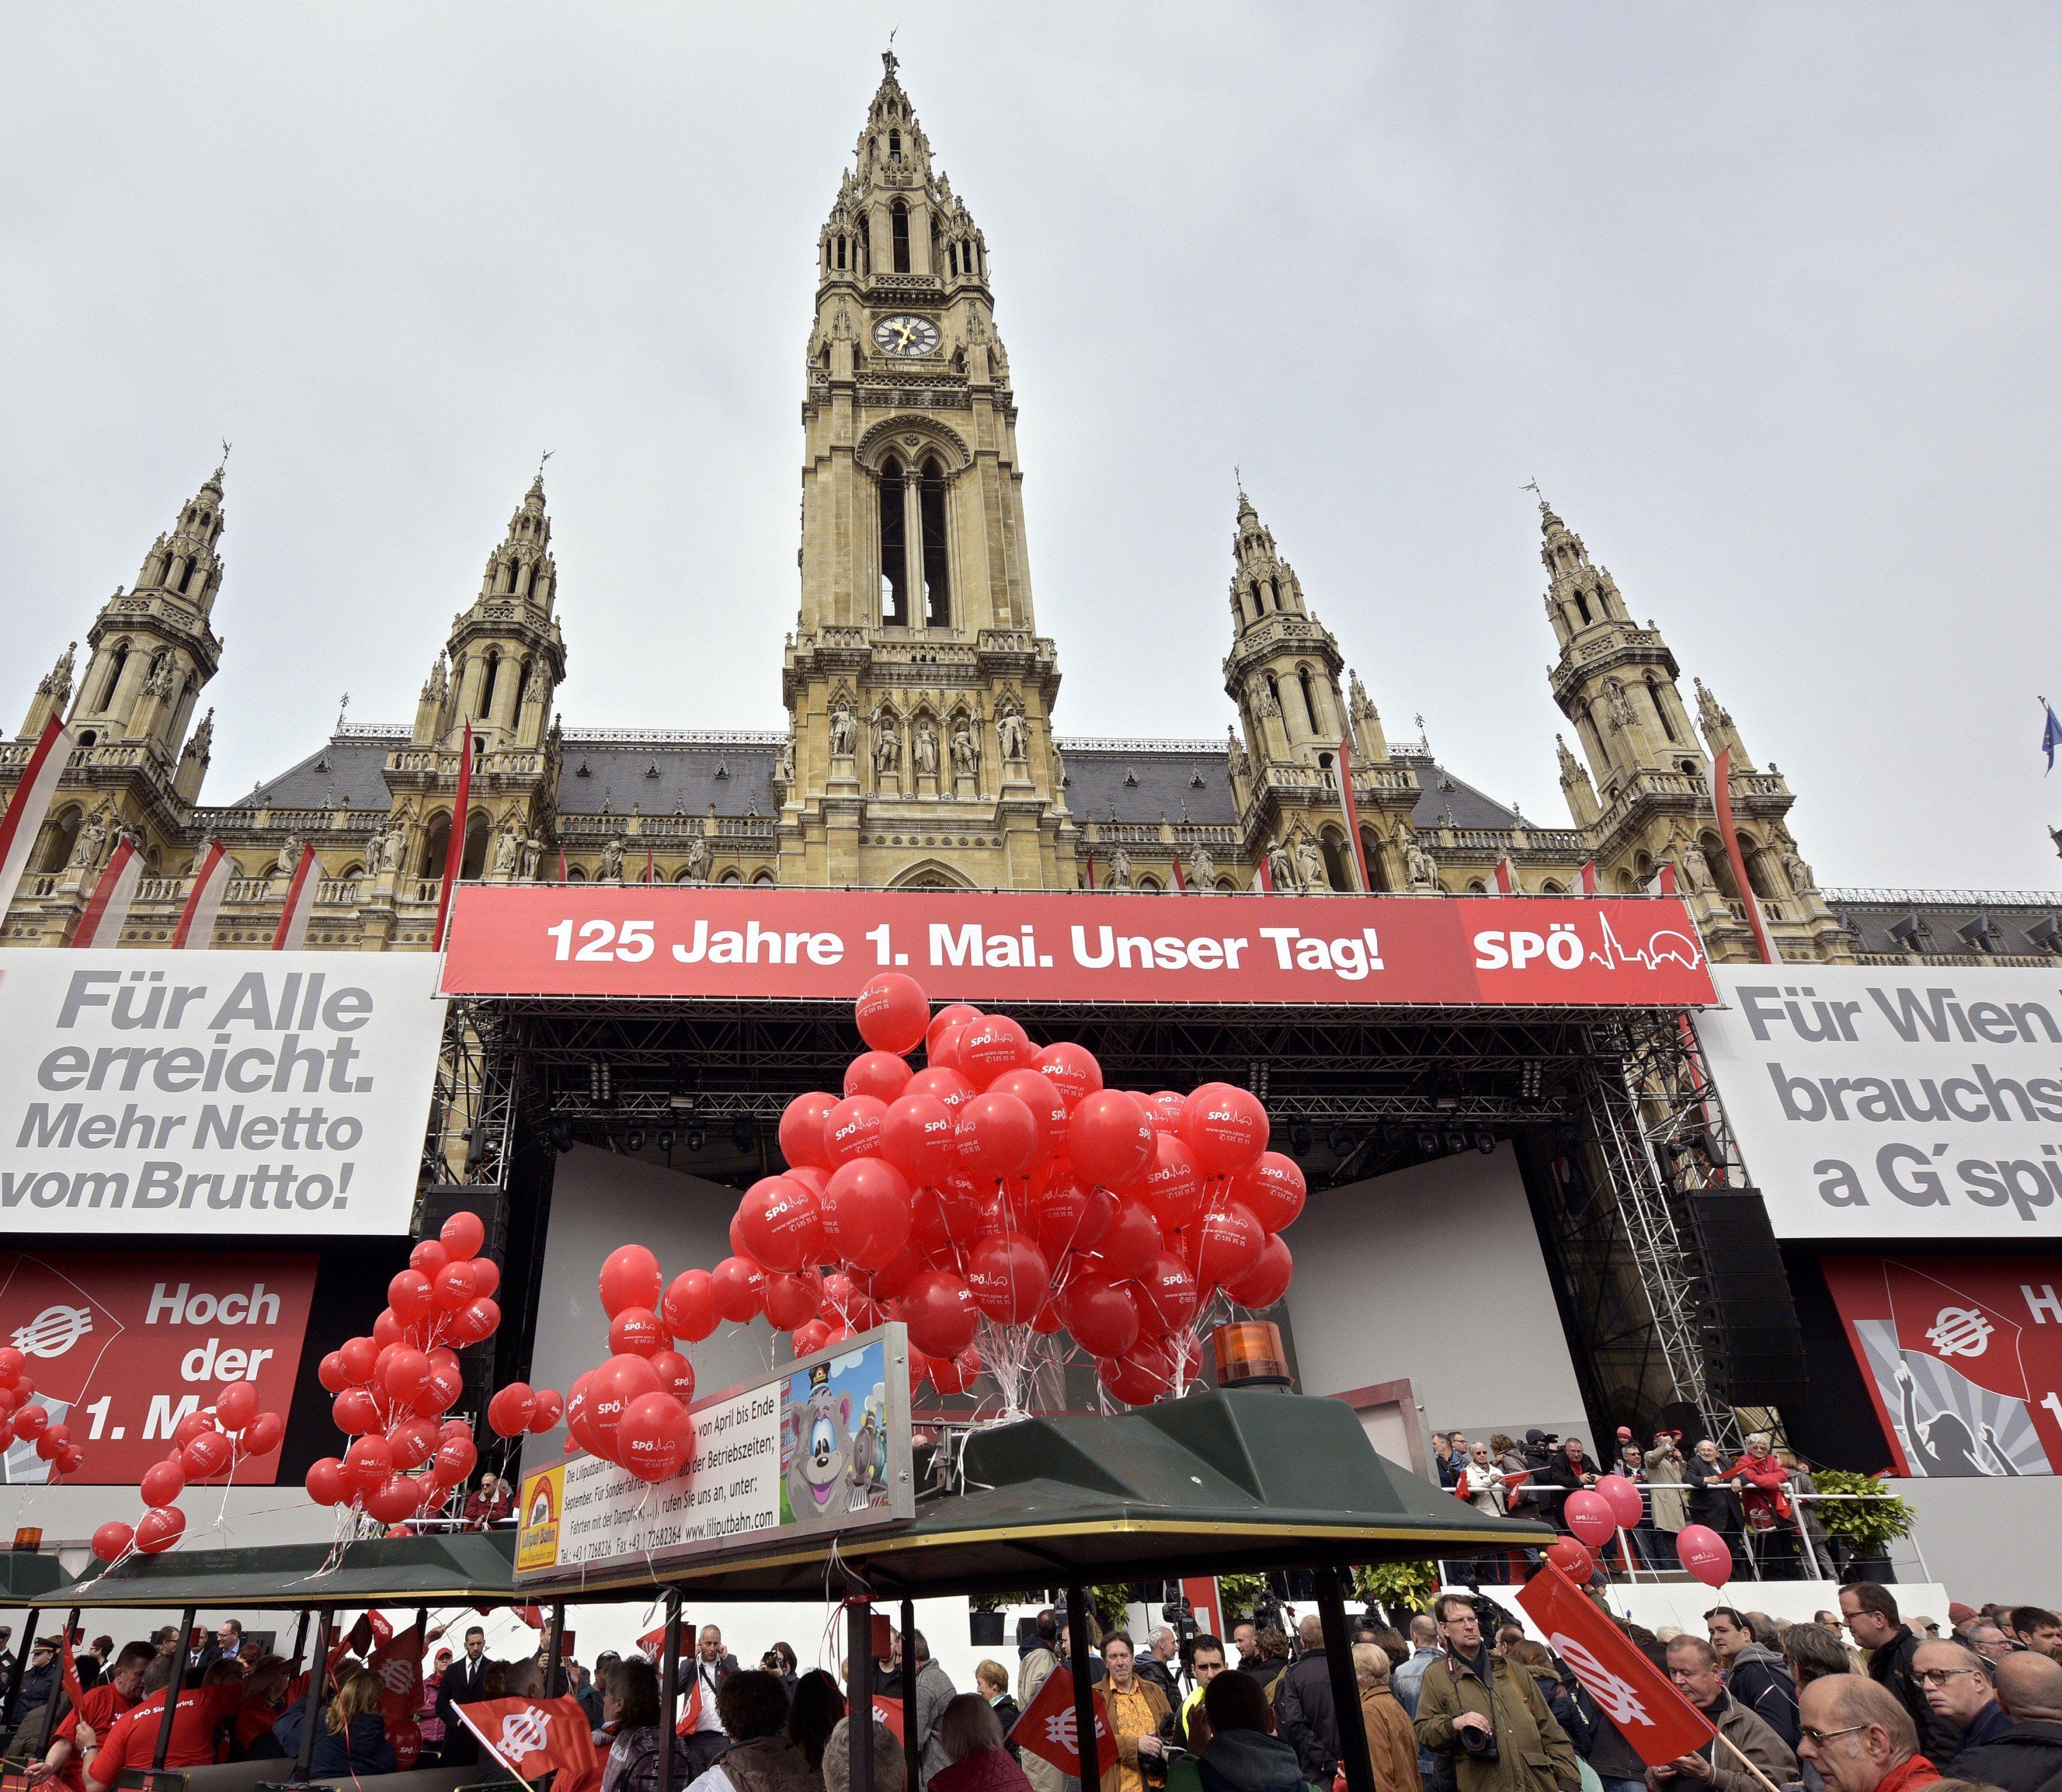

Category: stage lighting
[1445, 1131, 1466, 1156]
[626, 1126, 646, 1152]
[1519, 1062, 1544, 1099]
[1474, 1131, 1497, 1155]
[686, 1128, 706, 1153]
[656, 1130, 675, 1153]
[1326, 1127, 1356, 1158]
[1289, 1122, 1314, 1155]
[731, 1116, 757, 1153]
[1416, 1131, 1439, 1158]
[548, 1119, 575, 1154]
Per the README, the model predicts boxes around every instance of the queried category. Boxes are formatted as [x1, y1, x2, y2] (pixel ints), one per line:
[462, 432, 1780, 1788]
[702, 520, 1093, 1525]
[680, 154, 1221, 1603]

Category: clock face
[872, 314, 941, 357]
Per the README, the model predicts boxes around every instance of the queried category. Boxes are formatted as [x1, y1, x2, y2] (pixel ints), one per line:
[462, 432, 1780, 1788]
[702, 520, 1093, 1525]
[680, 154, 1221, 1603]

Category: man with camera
[1413, 1595, 1580, 1792]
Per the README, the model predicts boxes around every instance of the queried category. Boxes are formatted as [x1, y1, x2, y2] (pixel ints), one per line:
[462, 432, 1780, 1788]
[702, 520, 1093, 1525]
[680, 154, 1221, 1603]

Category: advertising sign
[0, 950, 447, 1237]
[516, 1325, 913, 1585]
[1822, 1255, 2062, 1477]
[1694, 965, 2062, 1240]
[441, 885, 1715, 1009]
[0, 1249, 316, 1483]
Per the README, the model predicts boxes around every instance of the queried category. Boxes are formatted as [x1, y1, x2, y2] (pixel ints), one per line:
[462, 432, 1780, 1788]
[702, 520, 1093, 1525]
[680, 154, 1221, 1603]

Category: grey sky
[3, 6, 2056, 890]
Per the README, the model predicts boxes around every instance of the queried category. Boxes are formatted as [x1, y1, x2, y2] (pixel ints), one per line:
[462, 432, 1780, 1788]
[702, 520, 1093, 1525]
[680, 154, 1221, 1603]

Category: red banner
[456, 1696, 597, 1784]
[1010, 1666, 1118, 1779]
[1515, 1565, 1715, 1768]
[1823, 1255, 2062, 1476]
[0, 1250, 316, 1483]
[439, 887, 1715, 1009]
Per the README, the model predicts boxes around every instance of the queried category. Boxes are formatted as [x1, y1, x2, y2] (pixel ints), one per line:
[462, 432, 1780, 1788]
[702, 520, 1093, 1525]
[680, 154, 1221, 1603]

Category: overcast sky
[3, 6, 2057, 891]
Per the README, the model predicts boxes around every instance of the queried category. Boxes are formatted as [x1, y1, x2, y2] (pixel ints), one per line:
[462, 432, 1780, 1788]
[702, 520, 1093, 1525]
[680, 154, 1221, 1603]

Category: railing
[563, 727, 785, 746]
[1057, 736, 1222, 755]
[1826, 885, 2062, 908]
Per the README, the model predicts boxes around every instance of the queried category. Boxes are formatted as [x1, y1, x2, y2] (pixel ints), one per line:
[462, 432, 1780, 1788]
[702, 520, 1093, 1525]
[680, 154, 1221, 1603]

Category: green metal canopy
[521, 1387, 1553, 1601]
[0, 1552, 68, 1601]
[19, 1529, 516, 1612]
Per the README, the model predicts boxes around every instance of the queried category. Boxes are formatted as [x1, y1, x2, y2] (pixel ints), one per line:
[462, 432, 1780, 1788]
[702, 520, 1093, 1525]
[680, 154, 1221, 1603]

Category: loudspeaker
[1689, 1188, 1809, 1410]
[420, 1184, 508, 1255]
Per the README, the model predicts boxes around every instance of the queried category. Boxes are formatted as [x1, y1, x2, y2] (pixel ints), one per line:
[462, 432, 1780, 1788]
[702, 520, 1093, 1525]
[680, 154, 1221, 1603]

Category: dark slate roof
[557, 738, 780, 819]
[229, 733, 400, 810]
[1397, 750, 1524, 830]
[1062, 742, 1238, 825]
[1825, 892, 2062, 959]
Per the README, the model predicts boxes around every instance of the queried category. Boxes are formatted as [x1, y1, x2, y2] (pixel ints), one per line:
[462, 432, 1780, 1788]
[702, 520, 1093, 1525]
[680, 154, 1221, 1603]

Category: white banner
[0, 950, 447, 1237]
[1694, 965, 2062, 1240]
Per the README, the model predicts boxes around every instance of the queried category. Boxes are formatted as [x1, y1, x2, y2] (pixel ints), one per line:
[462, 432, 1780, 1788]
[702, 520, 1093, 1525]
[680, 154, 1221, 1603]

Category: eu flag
[2047, 702, 2062, 775]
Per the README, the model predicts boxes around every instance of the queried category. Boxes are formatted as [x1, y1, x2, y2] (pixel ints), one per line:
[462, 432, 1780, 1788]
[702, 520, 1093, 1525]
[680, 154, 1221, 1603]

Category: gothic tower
[780, 50, 1072, 889]
[1223, 488, 1420, 892]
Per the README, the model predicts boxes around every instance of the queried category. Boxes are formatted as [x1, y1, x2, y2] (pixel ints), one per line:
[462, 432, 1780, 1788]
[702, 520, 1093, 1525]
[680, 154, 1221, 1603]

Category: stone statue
[1676, 832, 1713, 892]
[1780, 846, 1816, 894]
[775, 735, 794, 786]
[422, 653, 447, 703]
[275, 832, 303, 878]
[39, 642, 76, 705]
[1226, 726, 1250, 782]
[1267, 841, 1295, 892]
[1108, 846, 1133, 889]
[1694, 677, 1730, 735]
[1349, 670, 1376, 724]
[1400, 827, 1438, 892]
[492, 818, 521, 877]
[1252, 677, 1280, 720]
[371, 822, 400, 873]
[1295, 833, 1325, 892]
[599, 836, 625, 882]
[1190, 845, 1215, 887]
[829, 702, 858, 758]
[683, 833, 711, 883]
[997, 708, 1028, 762]
[873, 712, 900, 775]
[70, 807, 110, 872]
[914, 720, 939, 776]
[950, 718, 979, 775]
[187, 708, 215, 760]
[1606, 680, 1635, 731]
[521, 831, 542, 880]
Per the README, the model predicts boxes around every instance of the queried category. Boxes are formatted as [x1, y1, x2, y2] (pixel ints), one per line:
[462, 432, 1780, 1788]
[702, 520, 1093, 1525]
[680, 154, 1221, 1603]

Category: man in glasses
[1913, 1641, 2008, 1768]
[1948, 1651, 2062, 1792]
[1795, 1676, 1938, 1792]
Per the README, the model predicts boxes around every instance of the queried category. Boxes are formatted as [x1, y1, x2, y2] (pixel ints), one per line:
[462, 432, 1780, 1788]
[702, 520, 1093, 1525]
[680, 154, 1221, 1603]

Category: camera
[1458, 1724, 1499, 1763]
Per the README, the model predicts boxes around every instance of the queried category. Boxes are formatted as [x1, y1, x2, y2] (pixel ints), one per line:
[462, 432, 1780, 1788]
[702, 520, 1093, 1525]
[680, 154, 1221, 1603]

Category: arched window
[1616, 867, 1641, 893]
[720, 868, 743, 884]
[890, 201, 911, 273]
[419, 812, 452, 877]
[878, 458, 909, 625]
[1249, 581, 1263, 621]
[35, 807, 82, 874]
[834, 235, 845, 270]
[178, 558, 198, 595]
[1299, 667, 1327, 734]
[1264, 671, 1283, 723]
[461, 814, 491, 880]
[920, 458, 951, 626]
[1270, 577, 1282, 611]
[1360, 827, 1388, 891]
[857, 217, 871, 274]
[477, 653, 500, 719]
[1647, 677, 1677, 742]
[1574, 592, 1592, 626]
[1737, 834, 1777, 899]
[1541, 879, 1566, 894]
[1319, 827, 1354, 892]
[1699, 831, 1741, 901]
[889, 130, 902, 163]
[99, 644, 130, 711]
[752, 870, 777, 885]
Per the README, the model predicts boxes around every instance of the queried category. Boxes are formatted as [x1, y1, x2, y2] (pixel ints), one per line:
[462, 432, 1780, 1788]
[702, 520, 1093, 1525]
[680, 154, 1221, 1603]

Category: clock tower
[780, 51, 1074, 889]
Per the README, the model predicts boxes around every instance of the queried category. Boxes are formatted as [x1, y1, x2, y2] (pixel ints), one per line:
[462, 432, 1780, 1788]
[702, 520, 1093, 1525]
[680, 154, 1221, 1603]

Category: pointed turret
[443, 468, 567, 749]
[1557, 733, 1599, 826]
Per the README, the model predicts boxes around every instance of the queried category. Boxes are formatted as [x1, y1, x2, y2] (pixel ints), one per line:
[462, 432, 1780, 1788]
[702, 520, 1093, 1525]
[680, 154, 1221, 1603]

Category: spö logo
[12, 1304, 92, 1358]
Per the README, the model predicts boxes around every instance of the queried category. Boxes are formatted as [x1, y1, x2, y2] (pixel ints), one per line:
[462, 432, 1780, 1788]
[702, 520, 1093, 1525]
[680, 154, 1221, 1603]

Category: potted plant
[968, 1596, 1008, 1647]
[1353, 1560, 1439, 1627]
[1812, 1469, 1915, 1583]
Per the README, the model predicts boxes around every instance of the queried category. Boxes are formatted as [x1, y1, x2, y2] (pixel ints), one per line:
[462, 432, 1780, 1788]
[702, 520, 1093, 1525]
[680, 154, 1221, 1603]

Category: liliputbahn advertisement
[0, 950, 447, 1237]
[517, 1325, 914, 1584]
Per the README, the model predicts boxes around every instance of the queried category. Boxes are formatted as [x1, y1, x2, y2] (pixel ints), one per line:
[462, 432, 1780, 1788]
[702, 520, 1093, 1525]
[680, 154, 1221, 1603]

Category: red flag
[1010, 1666, 1118, 1780]
[1491, 857, 1516, 895]
[1337, 739, 1373, 892]
[1579, 860, 1597, 895]
[1083, 851, 1096, 891]
[1884, 1262, 2031, 1402]
[670, 1679, 702, 1737]
[175, 839, 233, 948]
[1711, 747, 1779, 965]
[557, 847, 568, 883]
[872, 1694, 905, 1742]
[1515, 1565, 1715, 1768]
[638, 1627, 666, 1661]
[0, 716, 75, 918]
[457, 1696, 599, 1784]
[645, 846, 656, 886]
[368, 1624, 423, 1722]
[271, 841, 320, 950]
[73, 836, 142, 947]
[1171, 856, 1187, 892]
[1254, 853, 1273, 892]
[433, 724, 474, 952]
[55, 1625, 85, 1709]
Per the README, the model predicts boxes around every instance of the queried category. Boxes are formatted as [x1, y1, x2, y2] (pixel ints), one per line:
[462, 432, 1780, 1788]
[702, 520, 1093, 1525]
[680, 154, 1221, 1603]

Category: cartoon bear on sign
[787, 1362, 856, 1530]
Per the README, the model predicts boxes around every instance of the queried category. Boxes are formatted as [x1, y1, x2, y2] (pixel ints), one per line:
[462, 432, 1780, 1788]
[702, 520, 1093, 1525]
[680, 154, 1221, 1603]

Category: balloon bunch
[0, 1347, 77, 1477]
[555, 1244, 701, 1485]
[91, 1380, 287, 1564]
[302, 1212, 504, 1528]
[703, 972, 1302, 1415]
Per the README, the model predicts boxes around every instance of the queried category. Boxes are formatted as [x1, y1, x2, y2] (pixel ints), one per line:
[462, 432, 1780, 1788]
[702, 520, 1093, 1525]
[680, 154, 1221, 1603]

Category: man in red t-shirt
[86, 1664, 247, 1789]
[27, 1643, 156, 1792]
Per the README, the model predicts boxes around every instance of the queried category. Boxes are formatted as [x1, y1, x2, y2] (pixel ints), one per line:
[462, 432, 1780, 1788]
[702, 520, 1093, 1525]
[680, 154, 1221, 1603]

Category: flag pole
[1715, 1731, 1787, 1792]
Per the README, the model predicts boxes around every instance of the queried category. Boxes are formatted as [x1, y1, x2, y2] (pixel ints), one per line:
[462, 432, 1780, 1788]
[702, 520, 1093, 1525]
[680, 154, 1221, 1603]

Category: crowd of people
[1431, 1426, 1838, 1581]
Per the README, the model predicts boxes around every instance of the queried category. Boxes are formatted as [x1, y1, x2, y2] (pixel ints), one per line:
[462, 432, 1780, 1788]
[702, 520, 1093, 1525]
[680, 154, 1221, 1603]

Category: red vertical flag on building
[174, 839, 233, 947]
[271, 842, 320, 950]
[434, 724, 474, 951]
[73, 836, 142, 947]
[1336, 738, 1373, 892]
[0, 716, 76, 919]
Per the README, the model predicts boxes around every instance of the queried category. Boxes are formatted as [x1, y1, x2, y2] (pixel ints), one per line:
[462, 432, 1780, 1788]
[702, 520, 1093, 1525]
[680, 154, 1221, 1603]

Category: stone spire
[443, 472, 567, 750]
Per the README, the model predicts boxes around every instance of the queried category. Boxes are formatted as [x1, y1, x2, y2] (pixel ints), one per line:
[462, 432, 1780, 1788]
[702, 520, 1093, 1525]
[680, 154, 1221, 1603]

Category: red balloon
[1032, 1176, 1114, 1260]
[709, 1255, 768, 1323]
[214, 1382, 260, 1433]
[1084, 1199, 1162, 1283]
[906, 1065, 976, 1114]
[1068, 1090, 1157, 1190]
[1099, 1349, 1173, 1407]
[528, 1389, 563, 1432]
[1061, 1277, 1141, 1358]
[987, 1069, 1070, 1164]
[608, 1307, 666, 1358]
[415, 1362, 463, 1418]
[388, 1269, 434, 1324]
[824, 1095, 889, 1168]
[434, 1260, 484, 1313]
[488, 1383, 537, 1439]
[343, 1434, 394, 1492]
[930, 1345, 983, 1396]
[432, 1433, 477, 1487]
[845, 1049, 915, 1105]
[92, 1520, 134, 1563]
[1545, 1536, 1595, 1579]
[911, 1179, 988, 1256]
[959, 1014, 1033, 1087]
[140, 1457, 187, 1507]
[1676, 1523, 1733, 1588]
[1138, 1135, 1204, 1233]
[338, 1334, 379, 1383]
[901, 1269, 980, 1358]
[439, 1210, 487, 1258]
[780, 1092, 841, 1170]
[34, 1427, 67, 1463]
[470, 1258, 502, 1300]
[389, 1416, 438, 1470]
[565, 1375, 599, 1454]
[955, 1092, 1041, 1182]
[855, 1246, 921, 1302]
[966, 1232, 1050, 1324]
[735, 1176, 825, 1275]
[367, 1474, 421, 1525]
[663, 1269, 719, 1343]
[1231, 1152, 1306, 1233]
[243, 1411, 285, 1455]
[180, 1428, 231, 1479]
[928, 1021, 970, 1077]
[1135, 1254, 1200, 1334]
[590, 1354, 664, 1455]
[374, 1309, 410, 1352]
[135, 1505, 186, 1554]
[58, 1444, 84, 1477]
[765, 1269, 825, 1331]
[1223, 1233, 1294, 1309]
[409, 1238, 450, 1278]
[597, 1244, 660, 1318]
[381, 1347, 433, 1402]
[1565, 1489, 1617, 1548]
[648, 1349, 697, 1406]
[170, 1409, 213, 1448]
[1180, 1085, 1270, 1177]
[880, 1094, 959, 1187]
[1035, 1041, 1104, 1111]
[462, 1295, 502, 1343]
[1596, 1472, 1646, 1530]
[1192, 1201, 1266, 1288]
[856, 972, 932, 1055]
[387, 1719, 423, 1771]
[618, 1392, 690, 1483]
[1145, 1092, 1188, 1134]
[792, 1318, 834, 1358]
[927, 1003, 982, 1061]
[823, 1158, 914, 1271]
[0, 1347, 23, 1387]
[305, 1456, 350, 1507]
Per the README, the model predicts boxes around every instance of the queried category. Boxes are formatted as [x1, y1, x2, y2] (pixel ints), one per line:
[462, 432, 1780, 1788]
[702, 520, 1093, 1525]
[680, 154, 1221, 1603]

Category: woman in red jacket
[1727, 1432, 1798, 1577]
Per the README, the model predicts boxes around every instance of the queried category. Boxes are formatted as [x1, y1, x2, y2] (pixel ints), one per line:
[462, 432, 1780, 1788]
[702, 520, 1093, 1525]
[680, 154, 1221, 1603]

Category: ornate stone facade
[0, 55, 1905, 964]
